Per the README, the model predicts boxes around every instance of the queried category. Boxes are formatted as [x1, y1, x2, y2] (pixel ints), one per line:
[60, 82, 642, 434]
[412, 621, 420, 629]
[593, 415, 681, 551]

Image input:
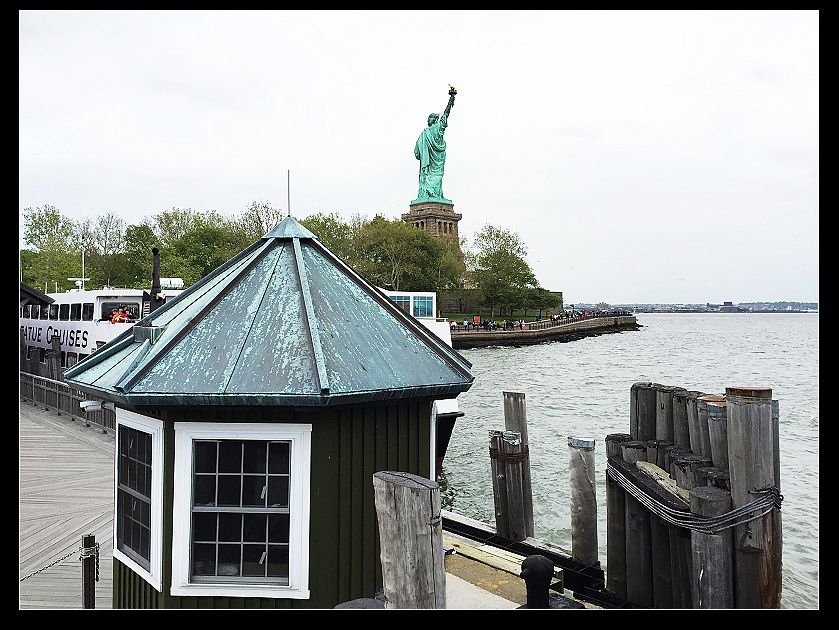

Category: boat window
[59, 304, 70, 321]
[82, 303, 94, 321]
[66, 352, 78, 368]
[102, 301, 140, 321]
[39, 348, 47, 364]
[49, 304, 59, 320]
[41, 305, 49, 320]
[60, 351, 67, 368]
[23, 304, 31, 319]
[70, 304, 82, 321]
[26, 346, 34, 360]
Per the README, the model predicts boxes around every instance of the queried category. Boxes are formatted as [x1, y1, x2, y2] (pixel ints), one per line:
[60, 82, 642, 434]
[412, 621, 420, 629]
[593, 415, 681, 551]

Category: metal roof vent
[133, 325, 165, 345]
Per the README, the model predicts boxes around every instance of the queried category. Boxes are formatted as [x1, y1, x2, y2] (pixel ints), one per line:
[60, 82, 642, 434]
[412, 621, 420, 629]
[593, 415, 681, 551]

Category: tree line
[20, 202, 560, 318]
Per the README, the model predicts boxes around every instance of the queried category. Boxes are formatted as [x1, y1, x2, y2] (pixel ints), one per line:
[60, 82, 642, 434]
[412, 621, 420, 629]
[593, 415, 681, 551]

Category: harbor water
[443, 312, 819, 609]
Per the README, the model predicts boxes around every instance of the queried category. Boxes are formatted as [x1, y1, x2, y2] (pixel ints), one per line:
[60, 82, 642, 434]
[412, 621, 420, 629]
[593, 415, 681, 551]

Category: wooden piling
[489, 430, 509, 538]
[605, 433, 632, 599]
[725, 386, 781, 608]
[81, 534, 96, 609]
[646, 439, 672, 470]
[690, 486, 734, 608]
[705, 469, 731, 491]
[706, 400, 729, 473]
[665, 447, 689, 479]
[629, 382, 651, 439]
[373, 471, 446, 609]
[503, 392, 535, 538]
[695, 466, 720, 488]
[502, 431, 528, 542]
[672, 388, 691, 449]
[673, 454, 713, 491]
[568, 437, 598, 566]
[622, 440, 652, 607]
[685, 391, 707, 456]
[636, 383, 658, 441]
[654, 385, 677, 443]
[695, 395, 723, 459]
[668, 525, 693, 608]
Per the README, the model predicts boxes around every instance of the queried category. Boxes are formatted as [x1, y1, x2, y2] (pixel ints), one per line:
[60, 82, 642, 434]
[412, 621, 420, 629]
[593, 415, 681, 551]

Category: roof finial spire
[287, 169, 291, 218]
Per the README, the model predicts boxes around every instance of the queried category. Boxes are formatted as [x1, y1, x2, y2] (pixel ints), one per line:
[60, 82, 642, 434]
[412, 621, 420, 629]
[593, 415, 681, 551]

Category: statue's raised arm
[442, 85, 456, 124]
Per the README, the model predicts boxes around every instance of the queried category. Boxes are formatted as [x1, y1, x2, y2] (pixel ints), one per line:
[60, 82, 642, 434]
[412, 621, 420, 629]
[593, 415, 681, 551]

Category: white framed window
[113, 408, 164, 592]
[171, 422, 312, 599]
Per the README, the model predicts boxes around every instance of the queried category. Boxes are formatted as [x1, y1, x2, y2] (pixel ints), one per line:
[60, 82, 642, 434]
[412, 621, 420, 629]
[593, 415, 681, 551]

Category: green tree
[300, 212, 355, 262]
[472, 225, 538, 318]
[354, 216, 444, 291]
[123, 222, 162, 288]
[236, 200, 283, 242]
[21, 205, 78, 293]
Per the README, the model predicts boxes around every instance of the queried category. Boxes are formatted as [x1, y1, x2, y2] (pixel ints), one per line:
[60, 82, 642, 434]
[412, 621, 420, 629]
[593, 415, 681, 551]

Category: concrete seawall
[451, 315, 639, 350]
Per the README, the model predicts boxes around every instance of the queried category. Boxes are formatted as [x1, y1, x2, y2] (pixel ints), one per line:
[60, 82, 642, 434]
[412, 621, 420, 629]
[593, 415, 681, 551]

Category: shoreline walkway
[19, 399, 520, 610]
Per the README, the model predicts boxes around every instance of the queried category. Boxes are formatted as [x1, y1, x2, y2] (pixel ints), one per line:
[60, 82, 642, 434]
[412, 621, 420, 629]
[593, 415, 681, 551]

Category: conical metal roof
[64, 216, 474, 406]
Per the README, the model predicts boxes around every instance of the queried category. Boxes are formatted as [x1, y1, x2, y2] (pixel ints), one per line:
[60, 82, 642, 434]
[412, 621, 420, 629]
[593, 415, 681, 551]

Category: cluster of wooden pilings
[606, 382, 783, 608]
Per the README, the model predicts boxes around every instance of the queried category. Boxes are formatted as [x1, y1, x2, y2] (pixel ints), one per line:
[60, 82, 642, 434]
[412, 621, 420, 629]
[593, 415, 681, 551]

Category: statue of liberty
[413, 85, 456, 203]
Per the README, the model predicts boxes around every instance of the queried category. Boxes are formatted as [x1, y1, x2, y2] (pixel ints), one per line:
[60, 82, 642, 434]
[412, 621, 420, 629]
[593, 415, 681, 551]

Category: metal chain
[19, 546, 81, 582]
[80, 541, 101, 582]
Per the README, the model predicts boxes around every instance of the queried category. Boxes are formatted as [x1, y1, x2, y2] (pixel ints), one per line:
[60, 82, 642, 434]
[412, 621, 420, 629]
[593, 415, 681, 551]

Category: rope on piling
[607, 461, 782, 534]
[489, 445, 530, 463]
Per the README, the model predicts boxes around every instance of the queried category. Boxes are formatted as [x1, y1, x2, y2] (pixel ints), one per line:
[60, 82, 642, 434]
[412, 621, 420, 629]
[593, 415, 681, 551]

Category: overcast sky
[19, 10, 818, 304]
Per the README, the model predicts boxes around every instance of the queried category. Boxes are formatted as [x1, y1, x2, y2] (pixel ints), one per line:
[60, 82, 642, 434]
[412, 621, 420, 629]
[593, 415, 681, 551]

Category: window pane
[218, 513, 242, 542]
[193, 513, 217, 543]
[140, 527, 150, 559]
[218, 441, 242, 473]
[194, 475, 216, 506]
[192, 543, 216, 576]
[267, 545, 289, 578]
[267, 476, 289, 508]
[143, 465, 151, 497]
[59, 304, 70, 320]
[242, 544, 267, 577]
[40, 305, 49, 320]
[132, 521, 141, 552]
[70, 303, 81, 321]
[194, 441, 217, 473]
[268, 442, 289, 474]
[243, 442, 266, 473]
[127, 459, 135, 488]
[137, 432, 146, 463]
[82, 303, 94, 321]
[49, 304, 58, 319]
[128, 431, 138, 458]
[119, 455, 128, 485]
[242, 475, 266, 507]
[217, 475, 241, 507]
[217, 544, 241, 576]
[140, 500, 150, 528]
[268, 514, 289, 544]
[131, 461, 141, 492]
[243, 513, 267, 543]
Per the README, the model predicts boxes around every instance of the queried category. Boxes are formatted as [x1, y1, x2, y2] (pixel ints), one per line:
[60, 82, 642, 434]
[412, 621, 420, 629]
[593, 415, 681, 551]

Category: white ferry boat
[20, 283, 184, 369]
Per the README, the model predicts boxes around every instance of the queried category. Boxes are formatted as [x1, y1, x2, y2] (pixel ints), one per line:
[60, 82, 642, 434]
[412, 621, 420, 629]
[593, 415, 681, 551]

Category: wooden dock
[19, 399, 114, 609]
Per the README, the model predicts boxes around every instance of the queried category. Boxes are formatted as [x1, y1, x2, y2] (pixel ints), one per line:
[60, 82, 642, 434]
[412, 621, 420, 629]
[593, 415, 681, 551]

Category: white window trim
[113, 408, 164, 592]
[171, 422, 312, 599]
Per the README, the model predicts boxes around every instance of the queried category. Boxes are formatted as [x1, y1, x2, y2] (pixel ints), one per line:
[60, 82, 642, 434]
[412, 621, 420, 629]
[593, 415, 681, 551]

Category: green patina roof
[64, 216, 473, 406]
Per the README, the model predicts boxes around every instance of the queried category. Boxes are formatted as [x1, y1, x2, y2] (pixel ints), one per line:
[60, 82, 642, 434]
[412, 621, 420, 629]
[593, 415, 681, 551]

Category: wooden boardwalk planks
[19, 401, 115, 609]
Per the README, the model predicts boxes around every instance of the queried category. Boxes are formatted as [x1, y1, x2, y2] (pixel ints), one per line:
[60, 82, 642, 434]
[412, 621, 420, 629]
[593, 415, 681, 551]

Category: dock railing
[20, 371, 115, 432]
[451, 311, 632, 333]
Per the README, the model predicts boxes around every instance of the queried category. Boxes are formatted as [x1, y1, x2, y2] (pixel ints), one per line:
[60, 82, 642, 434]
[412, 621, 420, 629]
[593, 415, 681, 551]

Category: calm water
[443, 313, 819, 609]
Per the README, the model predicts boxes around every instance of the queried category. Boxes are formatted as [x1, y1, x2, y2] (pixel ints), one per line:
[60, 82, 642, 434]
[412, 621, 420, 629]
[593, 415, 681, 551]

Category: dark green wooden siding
[114, 398, 434, 608]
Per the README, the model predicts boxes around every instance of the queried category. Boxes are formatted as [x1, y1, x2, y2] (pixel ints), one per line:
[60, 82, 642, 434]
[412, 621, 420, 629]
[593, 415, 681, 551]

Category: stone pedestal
[402, 200, 462, 240]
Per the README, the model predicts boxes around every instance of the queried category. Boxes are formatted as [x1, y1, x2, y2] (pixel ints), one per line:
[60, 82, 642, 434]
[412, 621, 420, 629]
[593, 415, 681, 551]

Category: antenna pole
[287, 169, 291, 217]
[81, 249, 85, 291]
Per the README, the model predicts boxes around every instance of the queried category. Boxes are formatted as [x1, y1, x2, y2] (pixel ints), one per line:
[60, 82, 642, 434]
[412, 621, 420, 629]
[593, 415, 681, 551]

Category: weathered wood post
[673, 455, 713, 491]
[605, 433, 632, 599]
[645, 439, 672, 470]
[503, 391, 535, 538]
[706, 399, 729, 473]
[629, 382, 651, 439]
[668, 524, 693, 609]
[672, 388, 691, 450]
[502, 431, 528, 542]
[568, 436, 598, 566]
[81, 533, 96, 609]
[689, 486, 734, 608]
[649, 512, 673, 608]
[725, 387, 782, 608]
[654, 384, 676, 443]
[489, 430, 510, 538]
[695, 395, 723, 459]
[622, 440, 652, 607]
[685, 391, 708, 456]
[373, 471, 446, 609]
[634, 383, 658, 441]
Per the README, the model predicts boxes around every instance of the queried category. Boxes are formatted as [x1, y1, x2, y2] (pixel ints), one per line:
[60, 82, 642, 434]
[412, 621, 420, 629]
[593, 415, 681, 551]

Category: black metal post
[82, 534, 96, 609]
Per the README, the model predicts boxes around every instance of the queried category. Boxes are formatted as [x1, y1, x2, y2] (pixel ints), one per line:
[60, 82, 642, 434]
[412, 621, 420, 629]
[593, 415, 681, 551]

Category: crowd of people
[109, 306, 135, 323]
[449, 308, 633, 333]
